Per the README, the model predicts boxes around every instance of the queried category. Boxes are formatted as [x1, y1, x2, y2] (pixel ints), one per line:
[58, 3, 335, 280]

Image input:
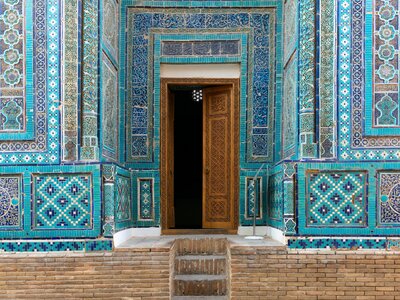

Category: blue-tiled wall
[1, 0, 400, 251]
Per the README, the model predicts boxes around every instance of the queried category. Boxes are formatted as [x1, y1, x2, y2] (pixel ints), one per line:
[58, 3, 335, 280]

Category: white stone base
[114, 226, 287, 247]
[114, 227, 161, 247]
[238, 226, 286, 245]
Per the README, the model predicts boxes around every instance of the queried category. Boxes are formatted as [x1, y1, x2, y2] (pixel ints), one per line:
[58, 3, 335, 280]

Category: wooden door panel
[203, 86, 234, 229]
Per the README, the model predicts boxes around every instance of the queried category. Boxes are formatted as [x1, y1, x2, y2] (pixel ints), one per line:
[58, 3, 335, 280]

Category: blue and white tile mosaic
[33, 174, 92, 230]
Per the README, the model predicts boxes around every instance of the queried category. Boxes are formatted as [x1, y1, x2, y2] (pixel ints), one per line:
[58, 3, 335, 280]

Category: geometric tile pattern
[377, 172, 400, 226]
[0, 239, 112, 252]
[115, 174, 131, 223]
[283, 163, 296, 235]
[306, 171, 367, 227]
[85, 240, 113, 251]
[0, 175, 21, 228]
[138, 178, 154, 221]
[102, 165, 115, 237]
[0, 0, 26, 132]
[125, 8, 275, 162]
[0, 0, 60, 164]
[245, 177, 261, 219]
[268, 172, 283, 222]
[33, 174, 92, 230]
[288, 238, 387, 250]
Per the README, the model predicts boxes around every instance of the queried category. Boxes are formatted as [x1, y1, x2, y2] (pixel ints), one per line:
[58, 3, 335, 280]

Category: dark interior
[172, 89, 203, 229]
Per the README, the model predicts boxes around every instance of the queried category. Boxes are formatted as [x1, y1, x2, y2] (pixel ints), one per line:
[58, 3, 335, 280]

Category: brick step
[175, 255, 226, 275]
[174, 275, 227, 296]
[175, 238, 227, 255]
[172, 296, 228, 300]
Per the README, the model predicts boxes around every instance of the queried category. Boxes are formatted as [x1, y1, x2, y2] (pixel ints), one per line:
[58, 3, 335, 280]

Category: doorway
[160, 78, 239, 233]
[174, 88, 203, 228]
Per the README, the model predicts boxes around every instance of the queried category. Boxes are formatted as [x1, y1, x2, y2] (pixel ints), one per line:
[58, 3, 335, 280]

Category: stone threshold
[116, 234, 286, 250]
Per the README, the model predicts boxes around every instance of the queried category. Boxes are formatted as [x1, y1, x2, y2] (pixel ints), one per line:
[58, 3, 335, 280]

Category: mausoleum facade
[0, 0, 399, 252]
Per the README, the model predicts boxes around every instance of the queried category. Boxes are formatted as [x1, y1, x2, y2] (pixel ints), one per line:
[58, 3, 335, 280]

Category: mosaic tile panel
[245, 177, 262, 219]
[0, 0, 60, 164]
[282, 55, 297, 159]
[81, 0, 99, 161]
[283, 0, 297, 64]
[377, 171, 400, 226]
[387, 238, 400, 249]
[62, 0, 79, 161]
[85, 240, 113, 251]
[319, 0, 336, 158]
[102, 0, 119, 61]
[125, 8, 276, 163]
[115, 174, 132, 223]
[268, 172, 283, 223]
[339, 0, 400, 160]
[283, 163, 296, 234]
[373, 0, 400, 127]
[306, 171, 367, 227]
[102, 165, 115, 237]
[138, 178, 154, 221]
[288, 238, 387, 250]
[0, 239, 112, 252]
[299, 0, 317, 158]
[161, 40, 240, 56]
[33, 174, 92, 230]
[101, 54, 118, 161]
[0, 0, 26, 133]
[0, 175, 21, 229]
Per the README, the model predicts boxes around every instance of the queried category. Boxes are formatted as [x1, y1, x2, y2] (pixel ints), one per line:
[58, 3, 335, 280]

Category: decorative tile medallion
[33, 174, 92, 230]
[377, 171, 400, 226]
[0, 175, 21, 229]
[306, 171, 367, 227]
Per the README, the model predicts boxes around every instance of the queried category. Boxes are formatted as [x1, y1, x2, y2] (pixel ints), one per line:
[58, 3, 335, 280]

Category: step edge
[175, 255, 227, 260]
[171, 295, 228, 300]
[174, 274, 227, 281]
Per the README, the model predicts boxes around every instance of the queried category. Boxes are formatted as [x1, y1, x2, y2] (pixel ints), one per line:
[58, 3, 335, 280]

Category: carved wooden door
[203, 86, 235, 229]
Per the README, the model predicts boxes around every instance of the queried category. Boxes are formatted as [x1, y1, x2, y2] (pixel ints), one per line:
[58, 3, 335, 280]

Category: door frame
[160, 78, 240, 234]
